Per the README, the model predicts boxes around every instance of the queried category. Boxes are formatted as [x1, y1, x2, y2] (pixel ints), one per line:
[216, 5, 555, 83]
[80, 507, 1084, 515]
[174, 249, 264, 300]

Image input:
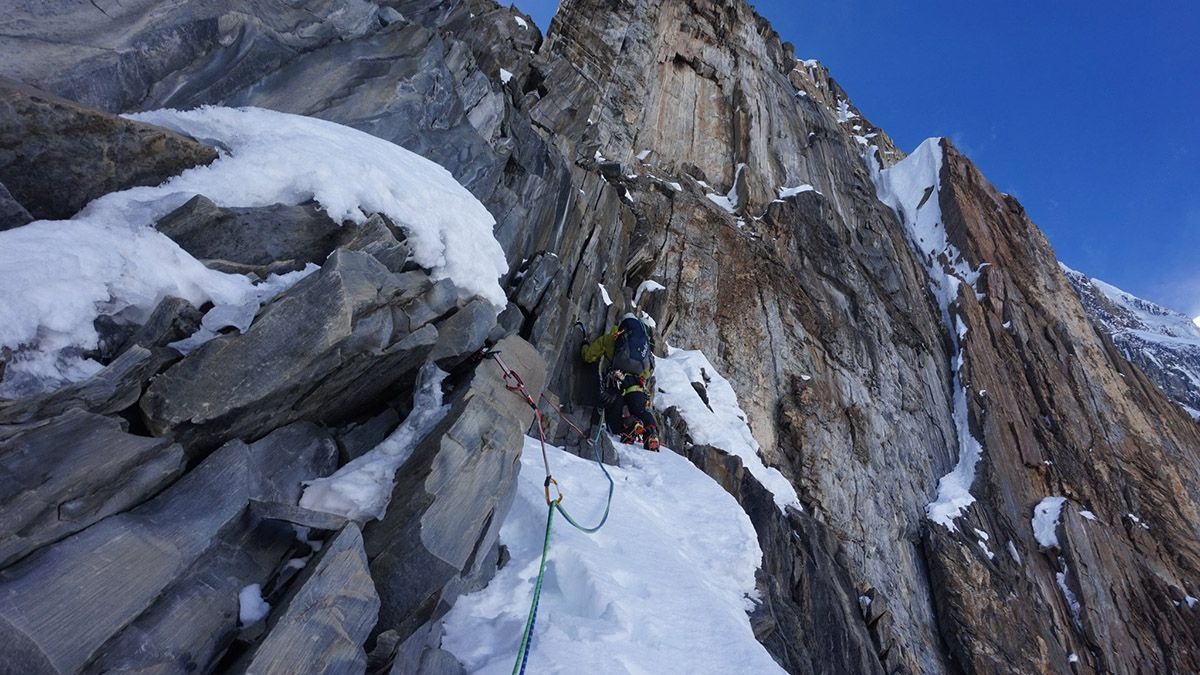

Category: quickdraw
[480, 347, 617, 674]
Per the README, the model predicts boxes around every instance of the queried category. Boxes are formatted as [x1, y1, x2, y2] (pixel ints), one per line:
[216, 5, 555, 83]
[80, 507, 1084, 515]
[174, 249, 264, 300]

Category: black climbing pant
[603, 372, 658, 443]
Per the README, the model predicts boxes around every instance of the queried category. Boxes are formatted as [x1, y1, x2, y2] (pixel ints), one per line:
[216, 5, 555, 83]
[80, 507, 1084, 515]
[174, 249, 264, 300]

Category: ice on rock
[871, 138, 986, 531]
[300, 364, 450, 521]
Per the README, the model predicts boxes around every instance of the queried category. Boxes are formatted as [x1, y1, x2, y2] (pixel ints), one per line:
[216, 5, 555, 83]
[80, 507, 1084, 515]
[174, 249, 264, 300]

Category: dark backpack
[611, 317, 653, 375]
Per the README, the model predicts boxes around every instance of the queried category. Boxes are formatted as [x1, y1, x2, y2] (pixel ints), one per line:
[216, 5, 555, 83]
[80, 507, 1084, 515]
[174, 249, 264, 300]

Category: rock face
[0, 180, 32, 230]
[917, 142, 1200, 673]
[1, 0, 1199, 674]
[364, 335, 546, 655]
[0, 78, 217, 221]
[139, 243, 439, 454]
[1063, 265, 1200, 417]
[0, 423, 336, 674]
[241, 524, 379, 675]
[0, 408, 184, 568]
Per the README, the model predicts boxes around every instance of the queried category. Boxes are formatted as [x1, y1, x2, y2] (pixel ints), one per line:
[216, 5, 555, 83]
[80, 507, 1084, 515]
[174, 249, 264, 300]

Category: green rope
[503, 342, 619, 673]
[553, 421, 614, 533]
[511, 415, 615, 672]
[513, 503, 556, 675]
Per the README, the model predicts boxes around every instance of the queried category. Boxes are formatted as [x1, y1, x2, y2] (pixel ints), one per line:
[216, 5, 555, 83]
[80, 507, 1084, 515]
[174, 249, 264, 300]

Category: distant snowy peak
[1062, 263, 1200, 418]
[1061, 264, 1200, 340]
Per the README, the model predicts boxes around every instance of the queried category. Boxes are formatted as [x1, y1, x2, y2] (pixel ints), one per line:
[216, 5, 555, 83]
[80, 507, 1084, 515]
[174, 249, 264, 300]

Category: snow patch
[499, 68, 513, 83]
[977, 540, 995, 560]
[1032, 496, 1067, 548]
[238, 584, 271, 626]
[705, 164, 745, 214]
[654, 346, 802, 512]
[1056, 558, 1083, 630]
[1080, 510, 1097, 521]
[597, 284, 613, 307]
[1126, 513, 1150, 530]
[300, 364, 449, 520]
[1007, 540, 1022, 565]
[441, 437, 784, 673]
[169, 263, 319, 355]
[633, 279, 666, 308]
[835, 98, 858, 123]
[513, 16, 528, 29]
[777, 184, 816, 199]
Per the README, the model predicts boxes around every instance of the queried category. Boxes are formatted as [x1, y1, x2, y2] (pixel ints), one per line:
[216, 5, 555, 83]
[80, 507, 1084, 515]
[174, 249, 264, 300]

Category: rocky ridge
[1063, 265, 1200, 418]
[0, 0, 1198, 674]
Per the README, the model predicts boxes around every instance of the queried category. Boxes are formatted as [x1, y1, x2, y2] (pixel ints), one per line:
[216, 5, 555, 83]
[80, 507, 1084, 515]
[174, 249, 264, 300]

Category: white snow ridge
[0, 106, 507, 396]
[654, 346, 802, 512]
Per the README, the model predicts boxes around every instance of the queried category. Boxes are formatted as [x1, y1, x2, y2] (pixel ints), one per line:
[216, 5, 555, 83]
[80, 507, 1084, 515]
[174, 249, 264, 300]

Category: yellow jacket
[581, 326, 654, 392]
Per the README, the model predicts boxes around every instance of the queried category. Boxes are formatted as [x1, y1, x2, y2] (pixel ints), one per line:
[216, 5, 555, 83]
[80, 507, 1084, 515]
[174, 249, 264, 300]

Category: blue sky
[517, 1, 1200, 317]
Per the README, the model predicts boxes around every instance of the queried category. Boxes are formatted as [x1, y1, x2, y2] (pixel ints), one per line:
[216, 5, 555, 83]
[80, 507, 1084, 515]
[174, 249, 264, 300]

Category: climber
[580, 314, 660, 451]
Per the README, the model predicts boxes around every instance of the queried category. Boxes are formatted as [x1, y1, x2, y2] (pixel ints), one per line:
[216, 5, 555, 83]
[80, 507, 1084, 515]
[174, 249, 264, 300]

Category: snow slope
[0, 106, 505, 396]
[441, 437, 784, 675]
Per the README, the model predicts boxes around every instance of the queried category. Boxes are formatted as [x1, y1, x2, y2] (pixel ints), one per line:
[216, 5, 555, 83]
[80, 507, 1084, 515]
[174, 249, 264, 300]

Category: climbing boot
[645, 435, 660, 452]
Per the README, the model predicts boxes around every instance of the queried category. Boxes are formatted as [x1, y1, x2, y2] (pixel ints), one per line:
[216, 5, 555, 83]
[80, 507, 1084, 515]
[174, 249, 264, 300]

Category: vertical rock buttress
[507, 0, 1200, 672]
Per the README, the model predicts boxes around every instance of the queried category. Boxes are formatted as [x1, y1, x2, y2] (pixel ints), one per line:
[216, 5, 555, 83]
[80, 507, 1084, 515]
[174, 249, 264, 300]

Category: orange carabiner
[544, 476, 564, 506]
